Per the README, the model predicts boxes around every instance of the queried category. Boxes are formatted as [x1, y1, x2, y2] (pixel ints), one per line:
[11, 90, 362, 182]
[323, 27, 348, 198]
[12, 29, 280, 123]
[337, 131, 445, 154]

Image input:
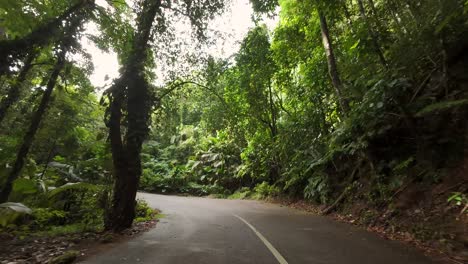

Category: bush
[304, 172, 329, 204]
[32, 208, 67, 228]
[254, 182, 280, 198]
[47, 183, 104, 227]
[229, 187, 252, 199]
[135, 199, 155, 222]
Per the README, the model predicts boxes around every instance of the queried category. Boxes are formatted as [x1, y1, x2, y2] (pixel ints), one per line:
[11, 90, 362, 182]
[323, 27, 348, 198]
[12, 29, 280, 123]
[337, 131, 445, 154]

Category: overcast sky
[81, 0, 278, 88]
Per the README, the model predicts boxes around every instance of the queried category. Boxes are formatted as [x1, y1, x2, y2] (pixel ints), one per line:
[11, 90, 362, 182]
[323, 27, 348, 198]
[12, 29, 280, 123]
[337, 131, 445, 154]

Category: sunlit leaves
[0, 0, 69, 39]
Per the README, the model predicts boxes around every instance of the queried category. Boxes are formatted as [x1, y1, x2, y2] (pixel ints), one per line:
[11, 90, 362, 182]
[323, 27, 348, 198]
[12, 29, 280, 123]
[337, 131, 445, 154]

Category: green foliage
[12, 178, 39, 195]
[47, 182, 98, 198]
[32, 223, 102, 237]
[229, 187, 253, 200]
[31, 208, 67, 228]
[140, 125, 235, 196]
[1, 0, 467, 235]
[304, 173, 329, 204]
[393, 157, 415, 173]
[415, 99, 468, 117]
[142, 0, 467, 210]
[136, 0, 467, 209]
[1, 181, 106, 233]
[448, 192, 468, 215]
[46, 182, 104, 227]
[135, 199, 156, 222]
[0, 202, 32, 227]
[253, 182, 280, 198]
[250, 0, 278, 14]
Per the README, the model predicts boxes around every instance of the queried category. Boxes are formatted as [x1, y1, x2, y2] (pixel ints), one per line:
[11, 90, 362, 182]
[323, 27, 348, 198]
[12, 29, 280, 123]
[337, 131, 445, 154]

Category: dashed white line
[233, 214, 288, 264]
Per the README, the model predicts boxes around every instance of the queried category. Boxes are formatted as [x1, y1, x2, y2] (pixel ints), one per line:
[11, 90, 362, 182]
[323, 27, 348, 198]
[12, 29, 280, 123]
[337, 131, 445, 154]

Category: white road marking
[233, 214, 288, 264]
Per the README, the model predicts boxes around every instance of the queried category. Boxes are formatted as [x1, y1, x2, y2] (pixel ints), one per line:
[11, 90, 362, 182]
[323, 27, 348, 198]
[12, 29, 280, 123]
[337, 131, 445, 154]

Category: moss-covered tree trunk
[105, 0, 160, 232]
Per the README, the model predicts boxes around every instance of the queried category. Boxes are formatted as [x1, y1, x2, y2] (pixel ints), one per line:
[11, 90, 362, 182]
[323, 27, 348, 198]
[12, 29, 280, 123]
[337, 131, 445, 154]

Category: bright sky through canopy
[82, 0, 278, 88]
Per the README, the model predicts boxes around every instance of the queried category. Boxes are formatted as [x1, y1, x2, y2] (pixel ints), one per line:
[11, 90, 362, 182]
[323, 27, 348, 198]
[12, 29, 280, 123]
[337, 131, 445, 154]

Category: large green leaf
[0, 202, 32, 213]
[12, 178, 38, 195]
[0, 202, 32, 227]
[415, 99, 468, 117]
[47, 182, 99, 198]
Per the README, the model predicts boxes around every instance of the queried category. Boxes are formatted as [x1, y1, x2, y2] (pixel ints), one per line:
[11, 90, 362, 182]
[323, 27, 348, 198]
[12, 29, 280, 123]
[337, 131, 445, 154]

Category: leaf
[12, 178, 38, 195]
[191, 161, 201, 171]
[448, 192, 461, 201]
[47, 182, 98, 198]
[209, 153, 221, 162]
[435, 12, 458, 34]
[213, 160, 224, 168]
[415, 99, 468, 117]
[48, 162, 83, 181]
[350, 40, 360, 51]
[0, 202, 32, 227]
[0, 202, 32, 214]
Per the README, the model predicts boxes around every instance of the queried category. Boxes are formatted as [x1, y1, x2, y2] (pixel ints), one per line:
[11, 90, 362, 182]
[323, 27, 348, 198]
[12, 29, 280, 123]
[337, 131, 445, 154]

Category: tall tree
[237, 26, 278, 139]
[104, 0, 161, 231]
[318, 9, 350, 114]
[104, 0, 226, 231]
[0, 12, 86, 203]
[237, 25, 280, 182]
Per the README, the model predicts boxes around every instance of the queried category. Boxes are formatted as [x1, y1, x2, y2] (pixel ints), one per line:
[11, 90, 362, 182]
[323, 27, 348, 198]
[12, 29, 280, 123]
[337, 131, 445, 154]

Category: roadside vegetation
[0, 0, 467, 262]
[141, 0, 468, 260]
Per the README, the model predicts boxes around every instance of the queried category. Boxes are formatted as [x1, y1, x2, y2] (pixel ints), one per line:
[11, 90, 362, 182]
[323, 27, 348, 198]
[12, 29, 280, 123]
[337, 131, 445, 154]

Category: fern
[415, 99, 468, 117]
[47, 182, 99, 198]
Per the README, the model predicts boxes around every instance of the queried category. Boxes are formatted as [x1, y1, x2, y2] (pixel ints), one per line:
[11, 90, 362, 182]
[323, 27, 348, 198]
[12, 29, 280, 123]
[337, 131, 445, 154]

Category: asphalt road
[80, 193, 434, 264]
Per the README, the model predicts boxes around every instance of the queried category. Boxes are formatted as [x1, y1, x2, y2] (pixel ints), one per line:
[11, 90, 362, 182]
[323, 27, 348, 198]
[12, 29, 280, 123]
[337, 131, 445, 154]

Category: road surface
[81, 193, 434, 264]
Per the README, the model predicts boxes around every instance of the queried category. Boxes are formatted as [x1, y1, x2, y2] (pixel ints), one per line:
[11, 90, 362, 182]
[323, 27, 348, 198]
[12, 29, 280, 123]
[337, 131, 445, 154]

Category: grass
[227, 189, 267, 200]
[155, 213, 166, 219]
[0, 223, 103, 240]
[32, 223, 103, 237]
[205, 193, 227, 199]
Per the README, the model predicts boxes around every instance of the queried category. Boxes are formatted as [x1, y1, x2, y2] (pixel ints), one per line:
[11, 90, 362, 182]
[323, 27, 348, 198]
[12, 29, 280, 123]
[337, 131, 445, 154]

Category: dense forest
[0, 0, 467, 262]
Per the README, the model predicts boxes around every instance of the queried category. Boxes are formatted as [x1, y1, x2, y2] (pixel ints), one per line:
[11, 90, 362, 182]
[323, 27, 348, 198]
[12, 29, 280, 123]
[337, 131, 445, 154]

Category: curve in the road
[80, 193, 436, 264]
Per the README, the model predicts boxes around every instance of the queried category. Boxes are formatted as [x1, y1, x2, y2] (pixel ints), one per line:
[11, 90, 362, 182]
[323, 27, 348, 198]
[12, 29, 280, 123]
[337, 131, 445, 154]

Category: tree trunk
[357, 0, 387, 67]
[318, 10, 350, 114]
[104, 78, 136, 230]
[105, 0, 161, 232]
[0, 0, 91, 77]
[267, 83, 277, 139]
[0, 51, 36, 125]
[0, 52, 65, 202]
[267, 82, 280, 183]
